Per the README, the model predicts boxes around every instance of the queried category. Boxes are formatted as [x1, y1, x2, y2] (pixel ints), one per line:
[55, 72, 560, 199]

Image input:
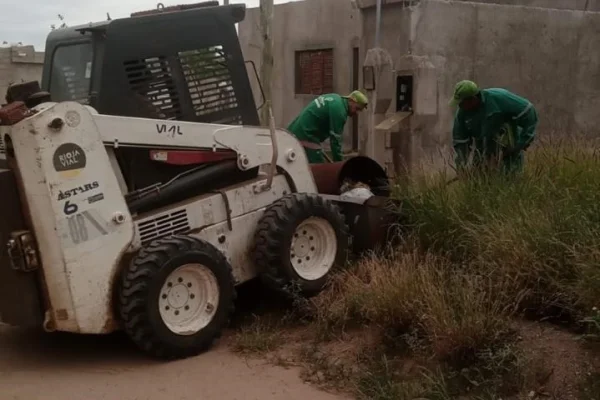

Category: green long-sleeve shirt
[286, 94, 349, 162]
[452, 88, 538, 167]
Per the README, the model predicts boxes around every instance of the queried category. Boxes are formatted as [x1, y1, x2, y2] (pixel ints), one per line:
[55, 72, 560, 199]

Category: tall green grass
[394, 141, 600, 321]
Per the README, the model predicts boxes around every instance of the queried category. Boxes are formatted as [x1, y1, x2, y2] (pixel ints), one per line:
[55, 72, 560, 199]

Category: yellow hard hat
[344, 90, 368, 109]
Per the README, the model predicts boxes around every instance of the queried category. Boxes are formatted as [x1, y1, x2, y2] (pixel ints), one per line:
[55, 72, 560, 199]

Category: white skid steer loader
[0, 2, 400, 360]
[0, 99, 359, 359]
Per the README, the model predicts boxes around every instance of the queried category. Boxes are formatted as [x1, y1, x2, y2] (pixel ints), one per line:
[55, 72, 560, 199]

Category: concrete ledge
[9, 46, 44, 64]
[356, 0, 416, 9]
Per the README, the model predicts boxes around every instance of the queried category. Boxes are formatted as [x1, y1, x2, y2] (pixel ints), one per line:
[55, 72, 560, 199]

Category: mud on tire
[252, 193, 350, 298]
[118, 235, 236, 360]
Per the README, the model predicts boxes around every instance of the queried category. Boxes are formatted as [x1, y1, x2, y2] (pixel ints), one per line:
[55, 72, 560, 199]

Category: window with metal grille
[295, 49, 334, 95]
[124, 56, 183, 120]
[178, 46, 242, 125]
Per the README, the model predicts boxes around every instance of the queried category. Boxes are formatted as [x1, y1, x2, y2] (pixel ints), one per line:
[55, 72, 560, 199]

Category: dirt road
[0, 324, 347, 400]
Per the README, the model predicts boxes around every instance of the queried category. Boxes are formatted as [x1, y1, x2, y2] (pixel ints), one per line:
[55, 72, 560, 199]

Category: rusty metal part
[0, 101, 29, 126]
[309, 155, 390, 196]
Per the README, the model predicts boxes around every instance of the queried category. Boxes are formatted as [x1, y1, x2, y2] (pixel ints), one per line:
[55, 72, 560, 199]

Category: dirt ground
[515, 320, 600, 400]
[0, 324, 348, 400]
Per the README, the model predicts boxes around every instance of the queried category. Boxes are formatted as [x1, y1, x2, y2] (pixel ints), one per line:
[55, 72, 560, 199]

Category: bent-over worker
[450, 80, 538, 174]
[287, 90, 368, 164]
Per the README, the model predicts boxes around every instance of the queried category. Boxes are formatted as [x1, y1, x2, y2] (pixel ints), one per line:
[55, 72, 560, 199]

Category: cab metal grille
[178, 46, 242, 124]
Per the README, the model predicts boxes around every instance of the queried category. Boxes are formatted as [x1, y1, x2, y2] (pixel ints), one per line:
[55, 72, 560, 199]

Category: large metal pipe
[310, 156, 391, 197]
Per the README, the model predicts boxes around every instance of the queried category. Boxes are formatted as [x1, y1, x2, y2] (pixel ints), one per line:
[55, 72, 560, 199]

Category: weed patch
[394, 141, 600, 322]
[229, 141, 600, 399]
[231, 314, 286, 355]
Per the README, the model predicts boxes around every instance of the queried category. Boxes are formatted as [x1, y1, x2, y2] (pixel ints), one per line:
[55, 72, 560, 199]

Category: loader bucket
[310, 156, 405, 257]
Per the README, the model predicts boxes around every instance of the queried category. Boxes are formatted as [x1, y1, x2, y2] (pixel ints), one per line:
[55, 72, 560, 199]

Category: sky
[0, 0, 301, 51]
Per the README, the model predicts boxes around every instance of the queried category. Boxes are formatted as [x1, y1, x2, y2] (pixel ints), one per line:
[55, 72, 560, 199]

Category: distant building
[0, 45, 45, 104]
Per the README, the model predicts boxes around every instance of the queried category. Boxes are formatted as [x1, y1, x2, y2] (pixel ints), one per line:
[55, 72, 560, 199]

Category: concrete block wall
[0, 46, 44, 103]
[359, 0, 600, 172]
[238, 0, 600, 172]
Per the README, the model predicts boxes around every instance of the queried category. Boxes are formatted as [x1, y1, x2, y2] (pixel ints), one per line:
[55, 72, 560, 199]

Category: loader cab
[39, 2, 262, 191]
[41, 2, 260, 126]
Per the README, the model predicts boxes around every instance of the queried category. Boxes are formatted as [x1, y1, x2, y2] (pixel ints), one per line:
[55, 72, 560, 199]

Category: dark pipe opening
[309, 156, 391, 197]
[338, 156, 390, 197]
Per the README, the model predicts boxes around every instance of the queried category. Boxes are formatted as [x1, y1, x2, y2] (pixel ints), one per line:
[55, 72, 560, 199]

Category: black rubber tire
[252, 193, 350, 298]
[118, 235, 236, 360]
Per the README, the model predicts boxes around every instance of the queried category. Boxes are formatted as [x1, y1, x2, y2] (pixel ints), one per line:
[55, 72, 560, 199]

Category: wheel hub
[292, 236, 312, 258]
[158, 264, 219, 335]
[166, 283, 191, 309]
[290, 217, 337, 281]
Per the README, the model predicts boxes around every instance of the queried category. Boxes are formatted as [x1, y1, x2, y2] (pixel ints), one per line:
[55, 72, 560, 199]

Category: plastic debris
[340, 187, 375, 201]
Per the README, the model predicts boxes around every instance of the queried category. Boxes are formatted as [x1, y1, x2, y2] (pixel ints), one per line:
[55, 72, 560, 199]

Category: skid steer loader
[0, 2, 400, 360]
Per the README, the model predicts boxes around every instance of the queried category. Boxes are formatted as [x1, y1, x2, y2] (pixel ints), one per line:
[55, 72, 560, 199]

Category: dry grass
[232, 139, 600, 399]
[394, 139, 600, 324]
[231, 314, 286, 355]
[311, 251, 512, 364]
[299, 250, 539, 398]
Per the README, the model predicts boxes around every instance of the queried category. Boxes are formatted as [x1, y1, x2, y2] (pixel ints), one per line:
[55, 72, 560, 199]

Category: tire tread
[118, 235, 236, 360]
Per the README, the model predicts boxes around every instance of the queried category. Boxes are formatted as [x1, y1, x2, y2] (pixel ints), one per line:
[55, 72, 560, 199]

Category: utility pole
[259, 0, 274, 126]
[223, 0, 229, 4]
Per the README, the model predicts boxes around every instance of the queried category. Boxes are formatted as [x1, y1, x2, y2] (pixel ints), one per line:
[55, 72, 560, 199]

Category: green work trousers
[304, 147, 326, 164]
[500, 151, 524, 174]
[471, 123, 526, 175]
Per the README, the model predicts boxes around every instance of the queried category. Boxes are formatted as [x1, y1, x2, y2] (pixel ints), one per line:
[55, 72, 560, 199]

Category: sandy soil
[0, 324, 348, 400]
[516, 320, 599, 400]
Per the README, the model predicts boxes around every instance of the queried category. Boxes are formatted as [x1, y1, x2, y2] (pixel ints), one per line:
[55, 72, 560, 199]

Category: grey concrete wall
[360, 0, 600, 169]
[0, 46, 44, 103]
[357, 0, 600, 11]
[453, 0, 600, 11]
[239, 0, 600, 170]
[238, 0, 361, 151]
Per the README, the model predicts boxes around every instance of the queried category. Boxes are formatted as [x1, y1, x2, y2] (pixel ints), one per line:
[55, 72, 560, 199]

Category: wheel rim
[290, 217, 337, 281]
[159, 264, 220, 336]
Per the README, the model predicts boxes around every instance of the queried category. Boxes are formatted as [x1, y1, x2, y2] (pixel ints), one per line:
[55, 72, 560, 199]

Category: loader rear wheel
[118, 235, 235, 360]
[253, 193, 349, 298]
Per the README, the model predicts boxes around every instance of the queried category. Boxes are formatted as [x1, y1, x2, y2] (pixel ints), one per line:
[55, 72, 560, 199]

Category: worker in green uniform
[449, 80, 538, 174]
[287, 90, 369, 163]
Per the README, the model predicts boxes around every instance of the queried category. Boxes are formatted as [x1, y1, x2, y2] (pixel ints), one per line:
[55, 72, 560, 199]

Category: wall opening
[294, 49, 334, 95]
[396, 75, 414, 112]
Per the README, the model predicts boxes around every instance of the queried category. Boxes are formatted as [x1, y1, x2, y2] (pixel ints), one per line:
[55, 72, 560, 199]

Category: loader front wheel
[118, 235, 235, 360]
[253, 193, 349, 298]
